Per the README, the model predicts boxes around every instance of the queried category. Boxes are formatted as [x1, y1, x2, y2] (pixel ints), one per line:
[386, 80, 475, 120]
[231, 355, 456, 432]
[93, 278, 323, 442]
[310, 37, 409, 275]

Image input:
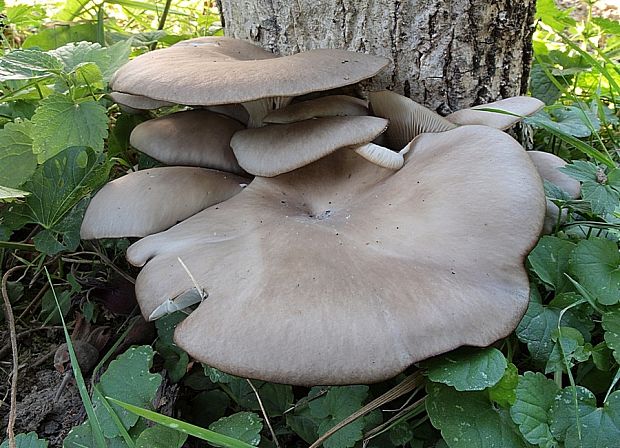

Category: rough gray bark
[219, 0, 536, 114]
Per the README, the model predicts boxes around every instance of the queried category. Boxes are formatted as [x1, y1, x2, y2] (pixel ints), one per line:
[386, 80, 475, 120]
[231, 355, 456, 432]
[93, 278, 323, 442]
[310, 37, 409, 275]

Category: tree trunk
[219, 0, 536, 114]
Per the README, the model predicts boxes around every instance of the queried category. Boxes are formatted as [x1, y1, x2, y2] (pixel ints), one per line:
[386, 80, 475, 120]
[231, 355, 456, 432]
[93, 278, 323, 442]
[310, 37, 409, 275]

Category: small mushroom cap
[130, 110, 246, 174]
[351, 143, 403, 170]
[126, 125, 544, 385]
[110, 37, 389, 106]
[109, 92, 174, 111]
[263, 95, 368, 124]
[527, 150, 581, 234]
[205, 104, 250, 126]
[231, 116, 388, 176]
[446, 96, 545, 129]
[81, 167, 248, 239]
[369, 90, 456, 149]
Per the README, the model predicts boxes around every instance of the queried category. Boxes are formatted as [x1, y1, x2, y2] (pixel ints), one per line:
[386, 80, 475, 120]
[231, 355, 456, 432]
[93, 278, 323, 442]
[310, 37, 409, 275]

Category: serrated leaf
[569, 238, 620, 305]
[63, 422, 128, 448]
[516, 289, 591, 365]
[135, 425, 187, 448]
[489, 363, 518, 408]
[602, 312, 620, 364]
[424, 347, 507, 391]
[530, 64, 562, 106]
[50, 41, 110, 73]
[309, 386, 369, 448]
[426, 382, 528, 448]
[550, 387, 620, 448]
[22, 23, 99, 51]
[0, 120, 35, 188]
[31, 94, 108, 162]
[208, 412, 262, 446]
[528, 236, 575, 292]
[5, 147, 108, 241]
[510, 372, 559, 447]
[551, 106, 600, 138]
[0, 432, 48, 448]
[0, 49, 63, 81]
[559, 160, 599, 182]
[94, 346, 162, 438]
[581, 180, 620, 215]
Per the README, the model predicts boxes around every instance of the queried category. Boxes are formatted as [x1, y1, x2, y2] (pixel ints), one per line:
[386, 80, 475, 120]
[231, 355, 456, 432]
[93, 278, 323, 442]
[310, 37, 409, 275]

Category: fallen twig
[0, 324, 63, 359]
[247, 379, 281, 448]
[2, 265, 26, 448]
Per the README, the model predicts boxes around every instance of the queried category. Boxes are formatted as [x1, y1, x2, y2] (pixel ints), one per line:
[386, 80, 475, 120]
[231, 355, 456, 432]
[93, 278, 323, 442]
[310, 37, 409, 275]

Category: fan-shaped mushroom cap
[126, 125, 545, 385]
[369, 90, 456, 150]
[230, 116, 388, 177]
[205, 104, 249, 126]
[263, 95, 368, 124]
[527, 150, 581, 234]
[446, 96, 545, 129]
[109, 92, 174, 111]
[81, 167, 248, 239]
[110, 37, 389, 107]
[130, 110, 246, 174]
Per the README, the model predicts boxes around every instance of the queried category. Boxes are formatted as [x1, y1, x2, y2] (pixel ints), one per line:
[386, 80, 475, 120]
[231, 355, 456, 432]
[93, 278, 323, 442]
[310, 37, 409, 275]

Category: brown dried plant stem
[2, 265, 26, 448]
[246, 379, 281, 448]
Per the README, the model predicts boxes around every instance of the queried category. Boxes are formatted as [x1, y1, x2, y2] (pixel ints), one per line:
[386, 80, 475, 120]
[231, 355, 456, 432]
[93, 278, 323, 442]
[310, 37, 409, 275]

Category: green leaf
[309, 386, 369, 448]
[0, 49, 63, 81]
[135, 425, 188, 448]
[40, 288, 71, 324]
[569, 238, 620, 305]
[0, 120, 35, 188]
[63, 422, 128, 448]
[94, 346, 162, 438]
[5, 146, 108, 238]
[581, 181, 620, 216]
[155, 312, 189, 383]
[550, 387, 620, 448]
[22, 23, 99, 51]
[551, 106, 600, 138]
[535, 0, 576, 31]
[388, 421, 414, 446]
[51, 41, 110, 72]
[530, 64, 562, 106]
[0, 432, 48, 448]
[209, 412, 262, 447]
[489, 363, 518, 408]
[424, 347, 507, 391]
[545, 327, 592, 374]
[31, 94, 108, 162]
[560, 160, 599, 182]
[602, 312, 620, 364]
[528, 236, 575, 292]
[509, 372, 559, 447]
[426, 382, 528, 448]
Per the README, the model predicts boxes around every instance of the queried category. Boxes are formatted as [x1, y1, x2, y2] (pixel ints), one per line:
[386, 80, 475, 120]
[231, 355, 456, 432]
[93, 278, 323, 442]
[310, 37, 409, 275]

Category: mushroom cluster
[82, 37, 555, 385]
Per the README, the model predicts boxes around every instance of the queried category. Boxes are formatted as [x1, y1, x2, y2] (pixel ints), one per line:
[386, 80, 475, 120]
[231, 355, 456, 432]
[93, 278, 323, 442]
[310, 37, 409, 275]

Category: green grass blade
[92, 386, 136, 448]
[106, 397, 256, 448]
[45, 267, 107, 448]
[104, 0, 190, 16]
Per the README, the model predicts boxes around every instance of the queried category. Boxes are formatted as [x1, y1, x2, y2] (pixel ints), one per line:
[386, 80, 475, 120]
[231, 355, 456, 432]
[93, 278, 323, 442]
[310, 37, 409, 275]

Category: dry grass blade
[246, 379, 281, 448]
[2, 265, 26, 448]
[363, 396, 426, 442]
[308, 371, 423, 448]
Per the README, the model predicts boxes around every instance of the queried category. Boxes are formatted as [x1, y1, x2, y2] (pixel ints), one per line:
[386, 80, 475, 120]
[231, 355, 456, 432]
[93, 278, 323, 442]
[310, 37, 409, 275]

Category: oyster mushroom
[130, 110, 246, 175]
[262, 95, 369, 124]
[81, 167, 248, 239]
[110, 36, 389, 127]
[125, 125, 545, 385]
[446, 96, 545, 129]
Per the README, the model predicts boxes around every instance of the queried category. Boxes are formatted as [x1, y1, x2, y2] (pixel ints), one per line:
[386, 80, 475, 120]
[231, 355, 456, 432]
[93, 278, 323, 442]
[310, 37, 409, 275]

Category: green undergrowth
[1, 0, 619, 447]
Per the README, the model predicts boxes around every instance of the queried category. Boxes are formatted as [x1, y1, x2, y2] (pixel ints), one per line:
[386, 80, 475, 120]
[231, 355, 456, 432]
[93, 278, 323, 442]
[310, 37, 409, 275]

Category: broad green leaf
[187, 390, 231, 428]
[0, 185, 30, 200]
[602, 312, 620, 364]
[0, 49, 63, 81]
[54, 0, 90, 21]
[426, 383, 528, 448]
[0, 432, 48, 448]
[591, 342, 615, 371]
[535, 0, 575, 31]
[424, 347, 507, 391]
[528, 236, 575, 292]
[530, 64, 562, 106]
[50, 41, 110, 73]
[94, 346, 162, 438]
[209, 412, 262, 446]
[22, 23, 99, 51]
[510, 372, 559, 447]
[560, 160, 599, 182]
[593, 17, 620, 36]
[31, 94, 108, 162]
[309, 386, 369, 448]
[551, 106, 600, 138]
[569, 238, 620, 305]
[0, 120, 35, 188]
[581, 181, 620, 216]
[286, 406, 320, 445]
[155, 312, 189, 383]
[4, 146, 108, 235]
[488, 363, 518, 408]
[550, 387, 620, 448]
[135, 425, 188, 448]
[545, 327, 592, 374]
[63, 422, 128, 448]
[516, 289, 591, 365]
[32, 198, 88, 254]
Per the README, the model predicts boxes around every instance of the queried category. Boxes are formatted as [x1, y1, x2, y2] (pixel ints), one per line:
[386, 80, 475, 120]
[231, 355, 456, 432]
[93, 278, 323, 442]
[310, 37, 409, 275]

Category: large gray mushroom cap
[130, 110, 245, 174]
[126, 125, 545, 386]
[110, 37, 389, 106]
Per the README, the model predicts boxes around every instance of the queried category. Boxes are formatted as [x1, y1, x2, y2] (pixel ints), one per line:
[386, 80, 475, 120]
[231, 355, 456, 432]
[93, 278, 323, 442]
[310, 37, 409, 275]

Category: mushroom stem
[350, 143, 404, 170]
[242, 96, 293, 128]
